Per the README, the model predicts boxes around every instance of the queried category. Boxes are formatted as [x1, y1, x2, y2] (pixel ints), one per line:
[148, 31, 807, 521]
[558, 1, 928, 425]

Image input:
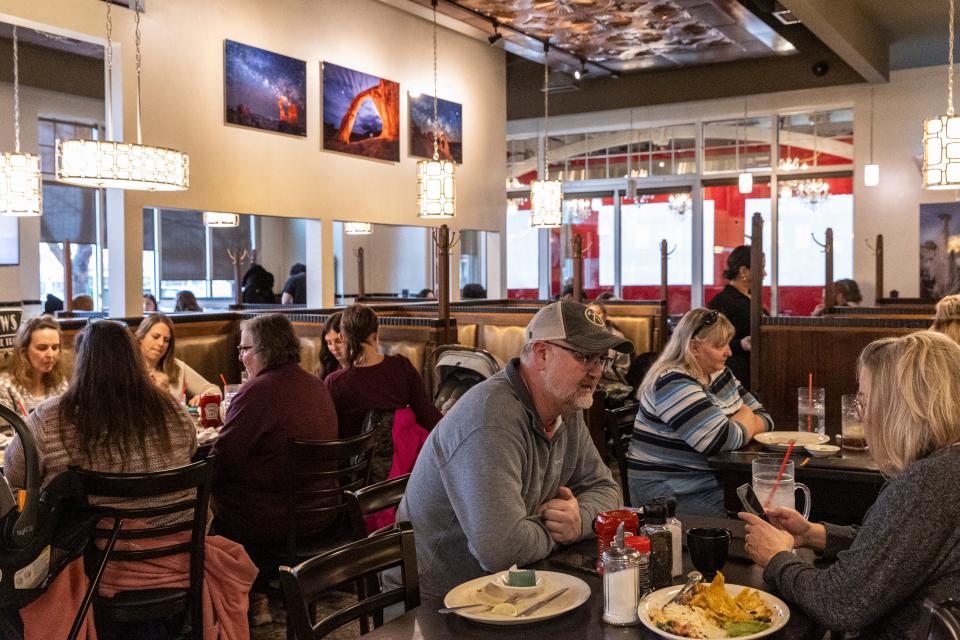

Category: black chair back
[345, 474, 410, 540]
[604, 403, 639, 505]
[285, 427, 380, 562]
[71, 459, 212, 640]
[926, 598, 960, 640]
[279, 521, 419, 639]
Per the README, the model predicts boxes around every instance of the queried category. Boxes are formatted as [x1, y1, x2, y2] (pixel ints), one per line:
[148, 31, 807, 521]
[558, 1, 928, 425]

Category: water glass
[797, 387, 825, 434]
[841, 393, 867, 450]
[751, 458, 811, 518]
[220, 384, 242, 421]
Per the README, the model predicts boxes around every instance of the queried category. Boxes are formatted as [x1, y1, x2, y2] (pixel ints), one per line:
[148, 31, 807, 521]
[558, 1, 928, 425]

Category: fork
[438, 593, 522, 614]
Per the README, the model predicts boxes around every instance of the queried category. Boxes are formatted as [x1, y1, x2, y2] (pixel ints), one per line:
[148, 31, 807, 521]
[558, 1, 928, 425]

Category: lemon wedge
[491, 602, 518, 616]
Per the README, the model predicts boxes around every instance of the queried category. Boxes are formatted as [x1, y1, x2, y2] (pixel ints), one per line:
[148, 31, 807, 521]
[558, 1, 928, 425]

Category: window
[506, 136, 538, 188]
[549, 194, 614, 300]
[703, 116, 773, 173]
[506, 197, 539, 299]
[459, 230, 486, 291]
[778, 109, 853, 170]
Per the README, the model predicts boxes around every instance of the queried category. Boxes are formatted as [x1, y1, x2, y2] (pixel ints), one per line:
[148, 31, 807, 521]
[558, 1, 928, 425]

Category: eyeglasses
[547, 342, 613, 369]
[692, 310, 719, 338]
[237, 344, 255, 354]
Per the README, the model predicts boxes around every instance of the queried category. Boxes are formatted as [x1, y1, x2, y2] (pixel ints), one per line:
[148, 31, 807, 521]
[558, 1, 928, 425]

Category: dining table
[362, 515, 824, 640]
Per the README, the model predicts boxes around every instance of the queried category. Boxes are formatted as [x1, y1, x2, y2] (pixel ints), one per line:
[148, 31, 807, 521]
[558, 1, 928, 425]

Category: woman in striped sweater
[627, 308, 773, 516]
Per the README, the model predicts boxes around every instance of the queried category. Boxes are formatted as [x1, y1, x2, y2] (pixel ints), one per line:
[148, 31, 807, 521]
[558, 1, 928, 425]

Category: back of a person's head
[44, 294, 64, 315]
[174, 291, 202, 312]
[290, 262, 306, 276]
[461, 283, 487, 299]
[72, 295, 94, 311]
[641, 308, 734, 395]
[834, 279, 862, 304]
[723, 245, 752, 281]
[240, 313, 301, 369]
[858, 330, 960, 474]
[933, 295, 960, 344]
[340, 304, 378, 364]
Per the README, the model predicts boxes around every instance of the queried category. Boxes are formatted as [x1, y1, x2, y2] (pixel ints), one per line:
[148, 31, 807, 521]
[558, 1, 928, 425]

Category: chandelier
[737, 99, 752, 194]
[568, 198, 594, 222]
[777, 157, 810, 172]
[0, 27, 42, 217]
[417, 0, 456, 219]
[344, 222, 373, 235]
[203, 211, 239, 228]
[668, 193, 691, 216]
[530, 44, 562, 228]
[780, 179, 830, 205]
[56, 1, 189, 191]
[923, 0, 960, 189]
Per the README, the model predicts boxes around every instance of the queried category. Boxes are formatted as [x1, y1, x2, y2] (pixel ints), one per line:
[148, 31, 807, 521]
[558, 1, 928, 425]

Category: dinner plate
[639, 583, 790, 639]
[442, 570, 590, 625]
[755, 431, 829, 451]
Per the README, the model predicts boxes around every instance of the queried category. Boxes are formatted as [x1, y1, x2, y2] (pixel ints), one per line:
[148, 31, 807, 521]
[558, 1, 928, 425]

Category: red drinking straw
[16, 399, 28, 417]
[219, 373, 228, 387]
[181, 383, 188, 404]
[763, 440, 796, 511]
[807, 373, 814, 433]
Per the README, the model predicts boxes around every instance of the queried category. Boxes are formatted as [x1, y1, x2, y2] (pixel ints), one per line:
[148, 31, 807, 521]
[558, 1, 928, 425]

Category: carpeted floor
[250, 588, 363, 640]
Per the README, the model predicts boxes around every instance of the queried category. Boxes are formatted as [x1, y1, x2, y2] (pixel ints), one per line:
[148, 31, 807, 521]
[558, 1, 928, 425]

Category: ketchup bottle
[199, 392, 222, 428]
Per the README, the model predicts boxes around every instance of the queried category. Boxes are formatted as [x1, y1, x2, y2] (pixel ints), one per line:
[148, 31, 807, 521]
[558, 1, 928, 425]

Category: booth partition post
[355, 247, 366, 298]
[749, 214, 763, 395]
[572, 234, 583, 302]
[227, 246, 248, 305]
[874, 234, 884, 301]
[659, 239, 668, 306]
[432, 224, 458, 344]
[812, 229, 834, 314]
[64, 240, 73, 312]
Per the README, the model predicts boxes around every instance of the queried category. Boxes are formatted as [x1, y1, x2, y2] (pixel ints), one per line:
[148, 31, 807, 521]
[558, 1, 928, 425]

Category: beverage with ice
[751, 458, 811, 518]
[841, 393, 868, 450]
[798, 387, 826, 435]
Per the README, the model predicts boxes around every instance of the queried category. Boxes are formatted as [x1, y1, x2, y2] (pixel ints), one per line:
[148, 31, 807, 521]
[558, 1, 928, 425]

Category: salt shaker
[602, 522, 642, 626]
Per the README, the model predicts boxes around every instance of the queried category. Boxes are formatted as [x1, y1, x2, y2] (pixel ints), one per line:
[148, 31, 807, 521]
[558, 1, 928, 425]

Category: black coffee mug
[687, 527, 731, 581]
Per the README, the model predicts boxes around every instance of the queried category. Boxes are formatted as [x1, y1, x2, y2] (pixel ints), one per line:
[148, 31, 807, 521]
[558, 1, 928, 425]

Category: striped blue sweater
[627, 367, 773, 474]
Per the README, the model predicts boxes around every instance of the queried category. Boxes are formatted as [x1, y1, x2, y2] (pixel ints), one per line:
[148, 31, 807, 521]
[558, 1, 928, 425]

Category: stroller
[0, 404, 122, 640]
[429, 344, 501, 413]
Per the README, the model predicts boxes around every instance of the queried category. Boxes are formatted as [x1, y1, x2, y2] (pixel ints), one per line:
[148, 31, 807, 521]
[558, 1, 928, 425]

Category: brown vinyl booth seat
[605, 316, 653, 355]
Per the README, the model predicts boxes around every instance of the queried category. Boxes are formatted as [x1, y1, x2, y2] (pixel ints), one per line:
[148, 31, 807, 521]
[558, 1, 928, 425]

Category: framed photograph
[0, 216, 18, 266]
[409, 93, 462, 164]
[920, 202, 960, 299]
[322, 61, 400, 162]
[224, 39, 307, 137]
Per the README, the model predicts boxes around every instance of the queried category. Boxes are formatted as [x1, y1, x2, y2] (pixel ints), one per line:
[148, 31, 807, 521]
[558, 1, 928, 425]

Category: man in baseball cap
[393, 301, 632, 598]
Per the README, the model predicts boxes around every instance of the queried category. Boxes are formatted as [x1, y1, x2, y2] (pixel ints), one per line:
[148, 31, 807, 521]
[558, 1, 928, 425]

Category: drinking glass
[220, 384, 242, 421]
[751, 458, 811, 518]
[797, 387, 825, 434]
[841, 394, 867, 450]
[686, 528, 731, 581]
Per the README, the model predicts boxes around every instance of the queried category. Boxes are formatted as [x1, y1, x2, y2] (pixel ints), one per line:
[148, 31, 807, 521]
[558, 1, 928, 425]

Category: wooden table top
[709, 441, 880, 480]
[363, 515, 822, 640]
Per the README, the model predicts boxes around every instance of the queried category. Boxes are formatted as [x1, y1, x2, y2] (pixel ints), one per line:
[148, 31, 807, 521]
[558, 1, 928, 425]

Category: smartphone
[736, 483, 770, 522]
[549, 551, 599, 575]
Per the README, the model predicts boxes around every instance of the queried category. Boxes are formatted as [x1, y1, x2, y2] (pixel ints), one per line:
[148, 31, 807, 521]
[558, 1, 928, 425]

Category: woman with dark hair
[812, 278, 864, 316]
[211, 312, 338, 625]
[707, 245, 766, 389]
[325, 304, 441, 440]
[316, 312, 346, 381]
[0, 316, 68, 412]
[240, 264, 275, 304]
[173, 290, 202, 312]
[143, 293, 158, 312]
[135, 313, 219, 406]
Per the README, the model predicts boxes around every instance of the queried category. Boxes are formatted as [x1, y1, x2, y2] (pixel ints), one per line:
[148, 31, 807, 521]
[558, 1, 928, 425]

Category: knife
[517, 587, 569, 617]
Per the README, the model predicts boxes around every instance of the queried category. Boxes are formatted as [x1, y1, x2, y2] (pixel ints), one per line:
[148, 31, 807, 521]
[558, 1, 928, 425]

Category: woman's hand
[188, 395, 202, 407]
[766, 507, 826, 551]
[740, 336, 752, 352]
[740, 512, 795, 568]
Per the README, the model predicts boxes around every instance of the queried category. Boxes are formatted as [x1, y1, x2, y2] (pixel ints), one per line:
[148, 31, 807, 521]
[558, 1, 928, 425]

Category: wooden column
[434, 225, 454, 344]
[228, 246, 248, 305]
[875, 234, 884, 300]
[749, 214, 763, 395]
[356, 247, 366, 298]
[571, 234, 584, 302]
[660, 239, 668, 305]
[64, 240, 73, 312]
[823, 228, 835, 314]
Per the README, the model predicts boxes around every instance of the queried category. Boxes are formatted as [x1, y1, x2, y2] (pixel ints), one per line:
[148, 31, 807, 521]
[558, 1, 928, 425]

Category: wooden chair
[604, 402, 639, 506]
[71, 460, 212, 640]
[925, 598, 960, 640]
[279, 521, 420, 640]
[345, 473, 411, 540]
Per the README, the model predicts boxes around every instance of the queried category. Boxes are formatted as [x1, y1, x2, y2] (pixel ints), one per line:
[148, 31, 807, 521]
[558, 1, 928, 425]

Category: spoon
[668, 570, 703, 605]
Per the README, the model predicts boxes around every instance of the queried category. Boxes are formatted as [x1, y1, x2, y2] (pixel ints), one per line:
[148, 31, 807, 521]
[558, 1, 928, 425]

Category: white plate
[804, 444, 840, 457]
[755, 431, 829, 451]
[639, 583, 790, 639]
[443, 570, 590, 625]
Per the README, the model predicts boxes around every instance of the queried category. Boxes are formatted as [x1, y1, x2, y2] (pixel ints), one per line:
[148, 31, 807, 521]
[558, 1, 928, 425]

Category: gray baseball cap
[525, 301, 634, 354]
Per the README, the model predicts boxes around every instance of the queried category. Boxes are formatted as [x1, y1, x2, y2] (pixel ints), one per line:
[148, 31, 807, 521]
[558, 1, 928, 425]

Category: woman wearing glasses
[627, 307, 773, 516]
[135, 313, 220, 406]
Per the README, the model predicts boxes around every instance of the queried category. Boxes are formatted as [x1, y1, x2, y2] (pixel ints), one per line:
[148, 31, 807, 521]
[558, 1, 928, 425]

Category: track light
[574, 61, 588, 81]
[488, 26, 502, 45]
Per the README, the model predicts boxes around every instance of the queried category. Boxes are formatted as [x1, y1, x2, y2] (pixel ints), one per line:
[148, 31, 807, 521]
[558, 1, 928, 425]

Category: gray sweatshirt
[395, 358, 621, 598]
[764, 443, 960, 639]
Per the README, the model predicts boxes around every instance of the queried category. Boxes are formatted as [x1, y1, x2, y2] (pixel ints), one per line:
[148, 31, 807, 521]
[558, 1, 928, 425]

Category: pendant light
[344, 222, 373, 235]
[203, 211, 239, 228]
[923, 0, 960, 189]
[416, 0, 456, 219]
[56, 1, 189, 191]
[530, 44, 562, 228]
[738, 98, 753, 194]
[864, 87, 879, 186]
[0, 26, 42, 217]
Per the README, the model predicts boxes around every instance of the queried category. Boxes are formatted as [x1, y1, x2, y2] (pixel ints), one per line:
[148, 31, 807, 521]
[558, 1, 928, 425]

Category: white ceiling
[849, 0, 951, 70]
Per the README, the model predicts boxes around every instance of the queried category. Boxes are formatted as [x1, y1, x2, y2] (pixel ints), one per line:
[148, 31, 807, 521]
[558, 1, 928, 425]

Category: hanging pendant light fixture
[923, 0, 960, 189]
[203, 211, 239, 228]
[864, 87, 880, 186]
[530, 44, 562, 228]
[56, 1, 189, 191]
[738, 98, 753, 194]
[0, 26, 42, 217]
[417, 0, 456, 219]
[344, 222, 373, 235]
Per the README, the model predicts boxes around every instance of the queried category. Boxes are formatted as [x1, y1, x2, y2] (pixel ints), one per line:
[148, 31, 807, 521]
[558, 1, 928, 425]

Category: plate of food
[639, 571, 789, 639]
[443, 569, 590, 625]
[754, 431, 829, 451]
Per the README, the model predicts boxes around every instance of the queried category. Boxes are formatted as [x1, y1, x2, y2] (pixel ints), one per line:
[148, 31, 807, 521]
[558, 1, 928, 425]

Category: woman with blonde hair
[135, 313, 219, 406]
[0, 316, 68, 412]
[627, 307, 773, 515]
[742, 331, 960, 638]
[931, 293, 960, 344]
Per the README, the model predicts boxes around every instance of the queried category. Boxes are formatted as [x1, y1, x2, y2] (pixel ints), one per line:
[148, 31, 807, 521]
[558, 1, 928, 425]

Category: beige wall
[0, 0, 506, 312]
[337, 223, 431, 296]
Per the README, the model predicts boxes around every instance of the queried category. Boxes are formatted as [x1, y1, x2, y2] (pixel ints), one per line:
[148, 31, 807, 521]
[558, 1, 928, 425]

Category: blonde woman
[0, 316, 68, 413]
[932, 294, 960, 344]
[135, 313, 219, 406]
[627, 307, 773, 516]
[742, 331, 960, 639]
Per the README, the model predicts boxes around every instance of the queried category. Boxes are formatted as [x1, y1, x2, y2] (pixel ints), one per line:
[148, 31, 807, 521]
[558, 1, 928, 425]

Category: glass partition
[459, 229, 487, 297]
[506, 196, 540, 299]
[333, 222, 432, 298]
[549, 193, 615, 300]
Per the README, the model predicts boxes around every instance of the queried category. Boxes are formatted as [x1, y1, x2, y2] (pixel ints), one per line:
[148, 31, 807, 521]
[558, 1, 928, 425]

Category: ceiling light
[530, 45, 562, 228]
[923, 0, 960, 189]
[56, 2, 189, 191]
[488, 26, 502, 46]
[574, 61, 588, 81]
[344, 222, 373, 235]
[739, 171, 753, 193]
[864, 88, 880, 186]
[738, 97, 752, 194]
[0, 26, 41, 217]
[203, 211, 239, 228]
[417, 0, 456, 219]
